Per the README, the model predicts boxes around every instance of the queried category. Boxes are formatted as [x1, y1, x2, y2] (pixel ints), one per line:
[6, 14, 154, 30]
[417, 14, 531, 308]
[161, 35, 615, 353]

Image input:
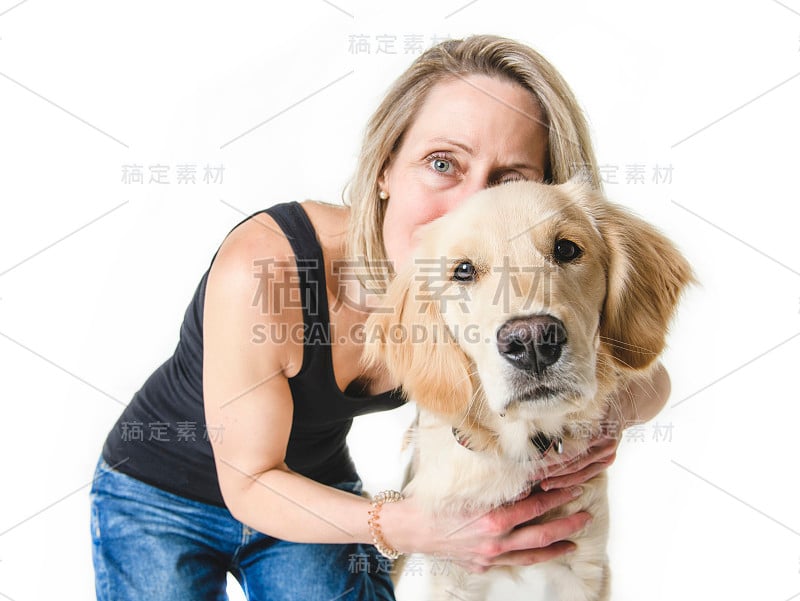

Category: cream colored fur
[364, 179, 693, 600]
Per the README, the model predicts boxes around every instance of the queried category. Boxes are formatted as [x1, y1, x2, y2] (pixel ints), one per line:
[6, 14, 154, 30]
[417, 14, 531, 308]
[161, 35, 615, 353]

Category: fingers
[541, 439, 617, 481]
[540, 452, 616, 491]
[493, 486, 584, 531]
[439, 489, 592, 571]
[459, 540, 577, 573]
[494, 540, 578, 568]
[501, 511, 592, 556]
[530, 437, 610, 481]
[540, 439, 588, 470]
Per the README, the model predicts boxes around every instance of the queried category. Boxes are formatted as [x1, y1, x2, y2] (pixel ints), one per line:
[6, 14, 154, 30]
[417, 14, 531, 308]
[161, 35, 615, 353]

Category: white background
[1, 1, 799, 599]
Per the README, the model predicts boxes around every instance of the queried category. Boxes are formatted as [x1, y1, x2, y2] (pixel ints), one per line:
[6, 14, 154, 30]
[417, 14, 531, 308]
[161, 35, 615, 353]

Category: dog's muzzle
[496, 314, 567, 376]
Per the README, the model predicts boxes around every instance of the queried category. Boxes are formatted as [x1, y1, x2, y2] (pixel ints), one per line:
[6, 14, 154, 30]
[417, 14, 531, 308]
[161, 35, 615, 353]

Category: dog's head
[364, 179, 693, 431]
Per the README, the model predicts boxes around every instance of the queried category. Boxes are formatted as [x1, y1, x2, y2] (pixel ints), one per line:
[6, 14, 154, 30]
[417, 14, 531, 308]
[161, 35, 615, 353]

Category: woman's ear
[586, 195, 696, 371]
[362, 260, 474, 417]
[377, 161, 392, 197]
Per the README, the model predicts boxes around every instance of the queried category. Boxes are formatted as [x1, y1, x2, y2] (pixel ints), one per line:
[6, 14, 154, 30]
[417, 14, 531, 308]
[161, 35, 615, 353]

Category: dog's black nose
[496, 315, 567, 375]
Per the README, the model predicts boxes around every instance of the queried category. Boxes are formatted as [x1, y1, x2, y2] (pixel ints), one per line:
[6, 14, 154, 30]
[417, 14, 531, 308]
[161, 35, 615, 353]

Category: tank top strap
[262, 201, 332, 356]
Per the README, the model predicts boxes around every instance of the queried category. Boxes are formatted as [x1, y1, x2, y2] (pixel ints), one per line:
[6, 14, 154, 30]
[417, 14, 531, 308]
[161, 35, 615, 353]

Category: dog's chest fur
[404, 410, 612, 601]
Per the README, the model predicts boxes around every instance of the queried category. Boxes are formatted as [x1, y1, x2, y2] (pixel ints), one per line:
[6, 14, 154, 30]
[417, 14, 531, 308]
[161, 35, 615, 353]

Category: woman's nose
[452, 172, 494, 206]
[430, 172, 495, 221]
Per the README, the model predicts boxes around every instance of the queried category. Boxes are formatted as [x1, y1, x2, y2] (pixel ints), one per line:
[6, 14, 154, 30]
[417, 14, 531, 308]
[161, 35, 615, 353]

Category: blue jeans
[89, 457, 396, 601]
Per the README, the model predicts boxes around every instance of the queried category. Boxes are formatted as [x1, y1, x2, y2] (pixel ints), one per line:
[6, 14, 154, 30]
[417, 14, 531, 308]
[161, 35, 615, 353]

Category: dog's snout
[496, 315, 567, 375]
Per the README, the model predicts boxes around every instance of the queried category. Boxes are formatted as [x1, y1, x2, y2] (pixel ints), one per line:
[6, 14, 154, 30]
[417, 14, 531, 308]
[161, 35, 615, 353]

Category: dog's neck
[445, 377, 614, 462]
[451, 423, 563, 459]
[447, 400, 567, 463]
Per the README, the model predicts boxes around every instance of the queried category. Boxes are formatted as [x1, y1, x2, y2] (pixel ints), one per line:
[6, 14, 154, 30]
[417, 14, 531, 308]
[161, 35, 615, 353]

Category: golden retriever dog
[363, 178, 693, 600]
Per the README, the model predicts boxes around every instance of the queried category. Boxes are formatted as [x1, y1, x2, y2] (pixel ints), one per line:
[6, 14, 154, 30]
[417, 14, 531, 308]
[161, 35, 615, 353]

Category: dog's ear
[362, 260, 473, 417]
[575, 188, 695, 370]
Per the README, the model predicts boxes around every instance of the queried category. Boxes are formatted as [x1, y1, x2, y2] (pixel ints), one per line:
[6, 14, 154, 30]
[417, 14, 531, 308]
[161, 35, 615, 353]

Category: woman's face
[380, 73, 550, 272]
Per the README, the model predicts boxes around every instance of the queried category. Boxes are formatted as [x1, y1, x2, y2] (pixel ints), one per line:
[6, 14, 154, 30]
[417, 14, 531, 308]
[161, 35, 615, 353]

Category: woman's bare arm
[201, 218, 590, 567]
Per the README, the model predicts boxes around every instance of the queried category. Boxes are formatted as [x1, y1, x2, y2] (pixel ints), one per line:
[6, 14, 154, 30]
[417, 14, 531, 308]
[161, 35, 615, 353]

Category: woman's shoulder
[206, 200, 353, 304]
[211, 200, 345, 262]
[203, 200, 355, 378]
[297, 200, 351, 257]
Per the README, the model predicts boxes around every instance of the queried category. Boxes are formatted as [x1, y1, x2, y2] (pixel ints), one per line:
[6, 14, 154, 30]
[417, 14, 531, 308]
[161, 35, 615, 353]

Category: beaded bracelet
[367, 490, 404, 559]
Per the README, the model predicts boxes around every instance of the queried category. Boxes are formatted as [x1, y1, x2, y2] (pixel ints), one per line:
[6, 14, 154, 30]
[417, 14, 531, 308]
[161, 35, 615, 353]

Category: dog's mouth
[508, 382, 583, 408]
[515, 386, 563, 402]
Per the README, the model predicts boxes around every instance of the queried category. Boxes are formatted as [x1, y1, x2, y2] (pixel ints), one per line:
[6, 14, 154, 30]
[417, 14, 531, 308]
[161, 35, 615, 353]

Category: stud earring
[379, 190, 389, 200]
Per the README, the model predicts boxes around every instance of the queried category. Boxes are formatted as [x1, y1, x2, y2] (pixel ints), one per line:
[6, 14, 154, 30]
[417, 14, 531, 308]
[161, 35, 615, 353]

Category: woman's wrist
[367, 490, 404, 558]
[372, 495, 420, 556]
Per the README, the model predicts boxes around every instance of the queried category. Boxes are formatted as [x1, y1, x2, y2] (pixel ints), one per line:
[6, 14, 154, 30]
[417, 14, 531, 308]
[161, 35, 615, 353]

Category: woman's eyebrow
[427, 136, 476, 154]
[504, 162, 541, 172]
[427, 137, 540, 171]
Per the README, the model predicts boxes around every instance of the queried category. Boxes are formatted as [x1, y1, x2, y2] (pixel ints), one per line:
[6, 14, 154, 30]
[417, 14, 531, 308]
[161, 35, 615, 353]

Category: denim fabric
[89, 457, 396, 601]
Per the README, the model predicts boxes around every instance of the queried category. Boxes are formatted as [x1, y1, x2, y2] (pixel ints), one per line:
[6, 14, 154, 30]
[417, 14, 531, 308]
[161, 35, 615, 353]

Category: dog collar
[530, 431, 564, 456]
[452, 426, 563, 458]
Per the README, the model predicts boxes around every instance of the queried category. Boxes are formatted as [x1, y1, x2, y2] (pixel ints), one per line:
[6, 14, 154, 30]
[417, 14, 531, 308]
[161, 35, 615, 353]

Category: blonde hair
[343, 34, 601, 290]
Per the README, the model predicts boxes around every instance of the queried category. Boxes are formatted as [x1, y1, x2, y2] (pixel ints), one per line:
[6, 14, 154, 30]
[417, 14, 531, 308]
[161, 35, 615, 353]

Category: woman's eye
[491, 175, 525, 187]
[427, 153, 455, 175]
[453, 260, 477, 282]
[553, 239, 582, 263]
[433, 158, 451, 172]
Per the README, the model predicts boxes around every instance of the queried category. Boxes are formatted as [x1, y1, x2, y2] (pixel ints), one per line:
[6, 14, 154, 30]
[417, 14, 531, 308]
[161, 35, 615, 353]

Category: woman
[90, 34, 670, 600]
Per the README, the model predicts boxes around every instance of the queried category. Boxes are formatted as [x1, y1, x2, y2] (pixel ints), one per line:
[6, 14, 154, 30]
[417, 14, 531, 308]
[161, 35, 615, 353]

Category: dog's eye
[553, 239, 582, 263]
[453, 261, 477, 282]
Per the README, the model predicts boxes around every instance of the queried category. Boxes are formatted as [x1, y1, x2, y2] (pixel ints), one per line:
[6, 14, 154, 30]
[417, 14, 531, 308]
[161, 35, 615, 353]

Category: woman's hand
[384, 486, 592, 573]
[382, 365, 672, 572]
[537, 430, 620, 492]
[533, 362, 672, 491]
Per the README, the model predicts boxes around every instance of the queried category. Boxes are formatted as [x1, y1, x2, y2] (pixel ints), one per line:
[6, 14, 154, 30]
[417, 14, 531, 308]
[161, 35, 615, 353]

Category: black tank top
[101, 201, 405, 507]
